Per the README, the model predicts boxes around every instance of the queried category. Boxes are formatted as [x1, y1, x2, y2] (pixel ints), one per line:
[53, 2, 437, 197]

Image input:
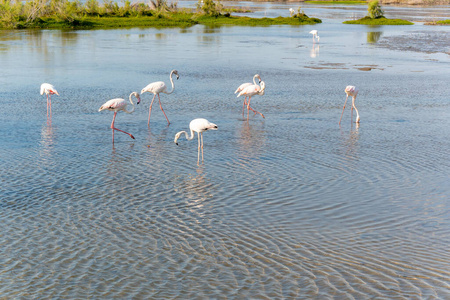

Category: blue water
[0, 3, 449, 298]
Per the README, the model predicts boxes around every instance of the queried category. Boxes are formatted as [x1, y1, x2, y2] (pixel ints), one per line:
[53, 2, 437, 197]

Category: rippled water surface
[1, 3, 449, 298]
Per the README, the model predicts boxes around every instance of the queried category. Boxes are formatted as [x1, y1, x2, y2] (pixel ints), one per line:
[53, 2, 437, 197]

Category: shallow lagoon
[0, 2, 449, 298]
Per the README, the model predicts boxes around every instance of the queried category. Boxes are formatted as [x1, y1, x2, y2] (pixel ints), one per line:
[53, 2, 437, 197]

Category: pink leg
[111, 112, 135, 143]
[148, 94, 156, 127]
[339, 95, 349, 125]
[197, 132, 201, 165]
[158, 94, 170, 125]
[247, 96, 265, 119]
[201, 132, 204, 163]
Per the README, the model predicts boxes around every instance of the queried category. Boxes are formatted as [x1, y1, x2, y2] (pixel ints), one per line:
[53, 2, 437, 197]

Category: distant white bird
[40, 83, 59, 117]
[339, 86, 360, 125]
[174, 118, 218, 165]
[141, 69, 179, 127]
[235, 74, 262, 114]
[309, 30, 320, 43]
[289, 8, 295, 17]
[237, 81, 266, 119]
[99, 92, 140, 143]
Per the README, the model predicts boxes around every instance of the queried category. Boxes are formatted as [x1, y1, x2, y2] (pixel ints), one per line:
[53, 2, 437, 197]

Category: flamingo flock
[40, 26, 361, 165]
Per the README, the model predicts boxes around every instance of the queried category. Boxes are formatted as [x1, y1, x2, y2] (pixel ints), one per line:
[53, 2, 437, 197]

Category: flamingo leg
[201, 132, 204, 163]
[339, 95, 349, 125]
[247, 96, 265, 119]
[111, 111, 135, 142]
[197, 132, 201, 165]
[158, 94, 170, 125]
[148, 94, 156, 127]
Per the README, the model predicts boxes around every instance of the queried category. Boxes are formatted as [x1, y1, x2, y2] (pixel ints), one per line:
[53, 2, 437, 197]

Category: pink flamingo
[309, 30, 320, 43]
[98, 92, 140, 143]
[339, 85, 360, 125]
[174, 118, 218, 165]
[237, 81, 266, 119]
[141, 69, 179, 127]
[40, 83, 59, 117]
[234, 74, 261, 114]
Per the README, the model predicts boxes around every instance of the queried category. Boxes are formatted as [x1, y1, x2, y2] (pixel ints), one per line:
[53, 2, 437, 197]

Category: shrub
[197, 0, 222, 17]
[368, 0, 383, 19]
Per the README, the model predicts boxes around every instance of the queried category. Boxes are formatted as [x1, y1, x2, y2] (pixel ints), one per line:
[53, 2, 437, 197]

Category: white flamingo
[234, 74, 262, 114]
[237, 81, 266, 119]
[141, 69, 179, 127]
[339, 86, 360, 125]
[99, 92, 141, 143]
[309, 30, 320, 43]
[174, 118, 218, 165]
[40, 83, 59, 117]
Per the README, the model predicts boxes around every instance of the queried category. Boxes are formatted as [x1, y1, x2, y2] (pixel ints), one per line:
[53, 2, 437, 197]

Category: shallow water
[1, 3, 450, 298]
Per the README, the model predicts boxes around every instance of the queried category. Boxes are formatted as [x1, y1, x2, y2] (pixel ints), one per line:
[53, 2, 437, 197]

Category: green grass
[305, 1, 367, 4]
[194, 14, 321, 26]
[2, 13, 321, 29]
[344, 16, 413, 25]
[424, 19, 450, 25]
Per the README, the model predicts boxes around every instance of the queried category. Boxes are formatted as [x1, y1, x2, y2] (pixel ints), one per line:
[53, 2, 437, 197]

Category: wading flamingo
[174, 118, 218, 165]
[309, 30, 320, 43]
[237, 81, 266, 119]
[141, 69, 179, 127]
[40, 83, 59, 117]
[99, 92, 140, 143]
[234, 74, 262, 114]
[339, 86, 360, 125]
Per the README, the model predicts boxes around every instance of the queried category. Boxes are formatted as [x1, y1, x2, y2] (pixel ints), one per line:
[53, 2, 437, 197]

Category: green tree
[368, 0, 383, 19]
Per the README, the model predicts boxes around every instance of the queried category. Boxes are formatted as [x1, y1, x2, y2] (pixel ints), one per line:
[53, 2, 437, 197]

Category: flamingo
[289, 8, 295, 17]
[309, 30, 320, 43]
[40, 83, 59, 117]
[237, 81, 266, 119]
[98, 92, 140, 143]
[174, 118, 218, 165]
[339, 86, 360, 125]
[141, 69, 179, 127]
[234, 74, 261, 114]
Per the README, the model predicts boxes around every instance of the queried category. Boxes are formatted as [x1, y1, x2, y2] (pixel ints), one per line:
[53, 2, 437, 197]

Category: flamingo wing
[40, 83, 59, 95]
[235, 82, 252, 94]
[99, 98, 126, 112]
[238, 84, 260, 97]
[142, 81, 166, 94]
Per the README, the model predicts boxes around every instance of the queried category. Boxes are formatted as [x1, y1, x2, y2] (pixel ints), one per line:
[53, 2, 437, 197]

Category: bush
[197, 0, 222, 17]
[368, 0, 383, 19]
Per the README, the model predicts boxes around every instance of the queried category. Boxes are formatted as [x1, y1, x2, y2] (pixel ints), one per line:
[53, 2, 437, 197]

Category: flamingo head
[259, 81, 266, 95]
[132, 92, 141, 104]
[256, 74, 261, 83]
[172, 70, 179, 80]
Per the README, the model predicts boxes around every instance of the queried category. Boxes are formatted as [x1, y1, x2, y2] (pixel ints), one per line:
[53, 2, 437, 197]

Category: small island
[0, 0, 321, 29]
[343, 0, 413, 25]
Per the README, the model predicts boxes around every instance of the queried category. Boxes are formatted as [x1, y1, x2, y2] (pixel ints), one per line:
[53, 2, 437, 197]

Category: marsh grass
[424, 19, 450, 25]
[344, 16, 413, 25]
[0, 0, 321, 29]
[305, 1, 367, 4]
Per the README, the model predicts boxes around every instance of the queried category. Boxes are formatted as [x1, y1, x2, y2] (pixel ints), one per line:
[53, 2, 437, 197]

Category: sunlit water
[0, 2, 449, 298]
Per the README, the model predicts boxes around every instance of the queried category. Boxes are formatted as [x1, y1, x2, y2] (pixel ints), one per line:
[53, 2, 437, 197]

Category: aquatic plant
[367, 0, 383, 19]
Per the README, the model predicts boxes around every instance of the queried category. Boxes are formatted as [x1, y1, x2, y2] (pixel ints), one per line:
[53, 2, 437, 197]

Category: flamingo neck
[123, 93, 138, 114]
[166, 71, 176, 94]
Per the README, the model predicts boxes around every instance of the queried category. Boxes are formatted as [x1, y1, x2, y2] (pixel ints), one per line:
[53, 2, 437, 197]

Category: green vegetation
[343, 0, 412, 25]
[425, 19, 450, 25]
[367, 0, 383, 19]
[0, 0, 321, 29]
[305, 1, 367, 4]
[344, 16, 413, 25]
